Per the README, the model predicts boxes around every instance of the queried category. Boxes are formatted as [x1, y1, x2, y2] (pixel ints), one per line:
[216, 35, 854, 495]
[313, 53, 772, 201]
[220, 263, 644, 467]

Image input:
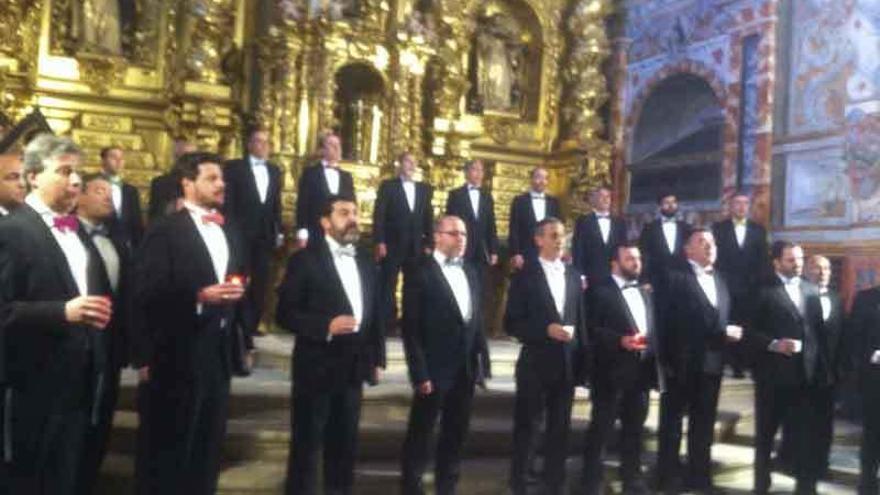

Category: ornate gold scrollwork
[76, 53, 127, 95]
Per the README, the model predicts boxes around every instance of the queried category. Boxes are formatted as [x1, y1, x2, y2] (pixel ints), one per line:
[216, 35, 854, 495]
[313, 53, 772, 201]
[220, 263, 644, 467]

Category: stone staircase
[95, 336, 861, 494]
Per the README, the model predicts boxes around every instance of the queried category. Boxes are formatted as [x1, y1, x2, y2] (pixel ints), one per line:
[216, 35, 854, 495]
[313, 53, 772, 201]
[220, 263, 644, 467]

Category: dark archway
[334, 63, 386, 162]
[628, 73, 724, 205]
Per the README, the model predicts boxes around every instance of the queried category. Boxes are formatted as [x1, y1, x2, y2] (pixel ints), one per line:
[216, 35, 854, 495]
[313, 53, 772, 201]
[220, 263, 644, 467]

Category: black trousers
[778, 384, 835, 478]
[380, 253, 416, 330]
[582, 377, 650, 490]
[134, 380, 154, 495]
[860, 386, 880, 494]
[286, 383, 362, 495]
[7, 392, 88, 495]
[147, 378, 231, 495]
[753, 381, 816, 494]
[0, 384, 8, 495]
[401, 368, 476, 495]
[510, 361, 575, 493]
[247, 238, 273, 326]
[76, 366, 122, 495]
[656, 372, 721, 490]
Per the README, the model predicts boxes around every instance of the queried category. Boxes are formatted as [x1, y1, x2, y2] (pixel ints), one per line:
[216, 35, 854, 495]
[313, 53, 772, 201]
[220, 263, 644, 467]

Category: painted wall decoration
[784, 146, 850, 227]
[846, 109, 880, 223]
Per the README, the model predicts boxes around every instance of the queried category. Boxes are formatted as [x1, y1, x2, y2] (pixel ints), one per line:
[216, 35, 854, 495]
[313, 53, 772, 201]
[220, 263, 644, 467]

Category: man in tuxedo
[148, 139, 196, 223]
[655, 228, 742, 494]
[444, 159, 499, 271]
[506, 217, 588, 495]
[224, 128, 284, 326]
[747, 241, 826, 495]
[74, 173, 133, 495]
[400, 215, 490, 495]
[851, 283, 880, 494]
[572, 186, 627, 288]
[582, 242, 655, 495]
[100, 146, 144, 248]
[712, 191, 769, 377]
[295, 133, 355, 248]
[276, 195, 385, 495]
[0, 153, 25, 216]
[638, 193, 691, 288]
[374, 152, 433, 326]
[0, 133, 114, 494]
[508, 167, 561, 270]
[133, 152, 255, 494]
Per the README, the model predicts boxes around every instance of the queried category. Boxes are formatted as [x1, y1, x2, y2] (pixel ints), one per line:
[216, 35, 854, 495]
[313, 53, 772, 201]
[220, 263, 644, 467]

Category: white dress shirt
[661, 219, 677, 254]
[326, 235, 363, 335]
[596, 212, 611, 244]
[401, 178, 416, 211]
[613, 274, 649, 336]
[689, 260, 718, 308]
[433, 251, 472, 322]
[734, 220, 747, 248]
[468, 185, 480, 218]
[26, 194, 89, 296]
[819, 289, 831, 321]
[323, 160, 340, 195]
[249, 155, 270, 204]
[81, 218, 120, 293]
[778, 274, 804, 314]
[530, 191, 547, 222]
[110, 179, 123, 218]
[185, 201, 229, 284]
[539, 256, 566, 317]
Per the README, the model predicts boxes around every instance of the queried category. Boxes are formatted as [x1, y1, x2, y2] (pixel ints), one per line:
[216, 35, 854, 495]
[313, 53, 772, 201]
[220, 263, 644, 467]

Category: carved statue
[472, 12, 527, 114]
[71, 0, 124, 55]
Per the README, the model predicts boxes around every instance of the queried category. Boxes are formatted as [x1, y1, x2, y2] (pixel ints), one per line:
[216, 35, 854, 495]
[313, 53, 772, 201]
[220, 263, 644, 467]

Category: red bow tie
[201, 212, 225, 226]
[53, 215, 79, 233]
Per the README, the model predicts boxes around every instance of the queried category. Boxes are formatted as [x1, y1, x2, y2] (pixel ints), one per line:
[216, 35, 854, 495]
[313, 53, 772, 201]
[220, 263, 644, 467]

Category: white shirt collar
[539, 256, 564, 271]
[182, 200, 215, 217]
[322, 159, 338, 169]
[530, 190, 545, 199]
[249, 155, 267, 166]
[688, 260, 714, 276]
[612, 274, 639, 289]
[777, 273, 801, 286]
[433, 250, 463, 266]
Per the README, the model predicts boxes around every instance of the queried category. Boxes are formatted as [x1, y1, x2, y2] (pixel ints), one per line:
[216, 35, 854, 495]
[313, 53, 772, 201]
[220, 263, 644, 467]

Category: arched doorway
[628, 73, 724, 206]
[334, 63, 386, 163]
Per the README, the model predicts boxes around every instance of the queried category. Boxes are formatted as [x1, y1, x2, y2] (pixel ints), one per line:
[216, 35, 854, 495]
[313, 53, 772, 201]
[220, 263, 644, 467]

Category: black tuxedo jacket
[275, 239, 385, 392]
[817, 290, 845, 386]
[508, 193, 561, 259]
[638, 218, 691, 286]
[711, 219, 769, 299]
[445, 185, 499, 265]
[589, 279, 657, 389]
[402, 255, 490, 392]
[133, 210, 254, 386]
[0, 206, 109, 411]
[747, 279, 824, 387]
[572, 213, 627, 283]
[147, 172, 181, 223]
[851, 287, 880, 391]
[223, 158, 283, 246]
[504, 260, 588, 385]
[373, 178, 433, 260]
[106, 180, 144, 248]
[295, 162, 356, 243]
[660, 266, 732, 380]
[95, 227, 133, 370]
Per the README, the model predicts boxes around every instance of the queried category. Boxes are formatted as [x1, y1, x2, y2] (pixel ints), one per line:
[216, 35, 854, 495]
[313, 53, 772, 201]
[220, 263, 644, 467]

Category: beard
[619, 266, 640, 281]
[336, 222, 360, 245]
[660, 208, 677, 218]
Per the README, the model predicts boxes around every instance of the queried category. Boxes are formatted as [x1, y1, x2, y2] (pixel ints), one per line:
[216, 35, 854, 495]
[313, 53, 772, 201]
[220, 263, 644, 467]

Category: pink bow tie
[201, 212, 225, 226]
[53, 215, 79, 233]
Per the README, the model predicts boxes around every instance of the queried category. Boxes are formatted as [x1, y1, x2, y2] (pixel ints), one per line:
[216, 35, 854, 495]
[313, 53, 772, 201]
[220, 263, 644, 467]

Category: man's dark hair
[80, 172, 109, 189]
[686, 227, 712, 244]
[175, 152, 224, 182]
[771, 240, 798, 261]
[247, 127, 267, 140]
[99, 146, 122, 160]
[656, 191, 676, 205]
[612, 240, 640, 262]
[320, 194, 356, 218]
[730, 190, 751, 200]
[534, 216, 563, 237]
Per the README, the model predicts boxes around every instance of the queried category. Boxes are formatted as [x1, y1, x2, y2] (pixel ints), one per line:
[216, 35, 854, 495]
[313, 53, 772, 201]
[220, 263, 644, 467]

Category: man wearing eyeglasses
[400, 215, 490, 495]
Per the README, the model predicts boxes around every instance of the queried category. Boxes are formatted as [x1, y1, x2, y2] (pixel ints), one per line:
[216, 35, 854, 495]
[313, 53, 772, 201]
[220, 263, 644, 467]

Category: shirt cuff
[297, 228, 309, 241]
[871, 350, 880, 365]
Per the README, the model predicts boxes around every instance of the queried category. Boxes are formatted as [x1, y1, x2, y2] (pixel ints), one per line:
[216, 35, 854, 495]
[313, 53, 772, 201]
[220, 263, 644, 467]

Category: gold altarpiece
[0, 0, 614, 232]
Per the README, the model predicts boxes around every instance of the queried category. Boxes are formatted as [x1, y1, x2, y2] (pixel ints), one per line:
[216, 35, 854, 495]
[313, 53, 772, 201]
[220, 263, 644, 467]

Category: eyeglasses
[438, 230, 467, 238]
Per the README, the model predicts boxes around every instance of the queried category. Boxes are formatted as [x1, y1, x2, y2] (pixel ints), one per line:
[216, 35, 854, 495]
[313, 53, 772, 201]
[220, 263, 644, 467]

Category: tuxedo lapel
[534, 264, 561, 321]
[429, 259, 465, 324]
[686, 270, 716, 315]
[355, 255, 373, 327]
[242, 160, 262, 206]
[612, 286, 639, 333]
[774, 284, 805, 323]
[22, 207, 79, 295]
[714, 272, 731, 327]
[181, 213, 222, 284]
[317, 241, 353, 314]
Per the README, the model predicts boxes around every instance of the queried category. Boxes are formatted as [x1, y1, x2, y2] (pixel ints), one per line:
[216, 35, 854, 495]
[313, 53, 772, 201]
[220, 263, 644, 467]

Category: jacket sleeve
[421, 185, 434, 249]
[373, 181, 388, 244]
[504, 270, 550, 344]
[589, 290, 624, 354]
[274, 252, 334, 341]
[508, 198, 521, 256]
[486, 194, 499, 256]
[294, 167, 311, 231]
[571, 217, 586, 275]
[401, 266, 429, 385]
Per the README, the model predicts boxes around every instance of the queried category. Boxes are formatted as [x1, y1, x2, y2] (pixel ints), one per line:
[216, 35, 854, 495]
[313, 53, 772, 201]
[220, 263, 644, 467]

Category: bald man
[0, 154, 25, 217]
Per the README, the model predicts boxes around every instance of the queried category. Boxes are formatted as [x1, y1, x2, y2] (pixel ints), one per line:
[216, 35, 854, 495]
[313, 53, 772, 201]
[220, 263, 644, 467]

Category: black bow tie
[595, 213, 610, 219]
[622, 282, 639, 290]
[89, 224, 110, 238]
[445, 257, 464, 267]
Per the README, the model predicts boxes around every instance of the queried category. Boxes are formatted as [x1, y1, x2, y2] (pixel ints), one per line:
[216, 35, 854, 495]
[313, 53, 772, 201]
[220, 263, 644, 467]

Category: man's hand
[489, 254, 498, 266]
[510, 255, 525, 271]
[547, 323, 573, 343]
[374, 243, 388, 262]
[373, 367, 383, 384]
[245, 350, 255, 370]
[417, 380, 434, 395]
[769, 338, 799, 356]
[65, 295, 113, 330]
[328, 315, 358, 336]
[137, 366, 150, 383]
[198, 283, 245, 305]
[296, 238, 308, 250]
[725, 324, 743, 342]
[620, 335, 647, 352]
